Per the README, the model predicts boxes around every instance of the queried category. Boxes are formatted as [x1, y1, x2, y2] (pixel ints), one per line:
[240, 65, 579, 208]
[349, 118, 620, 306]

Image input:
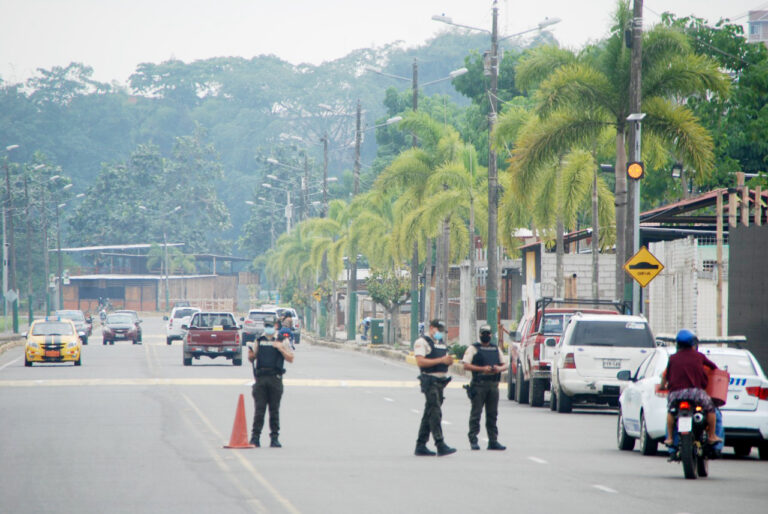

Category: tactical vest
[254, 336, 285, 377]
[471, 342, 501, 382]
[420, 336, 449, 374]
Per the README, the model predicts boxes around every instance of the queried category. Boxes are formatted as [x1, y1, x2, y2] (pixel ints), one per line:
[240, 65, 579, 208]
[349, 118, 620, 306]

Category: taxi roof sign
[624, 246, 664, 287]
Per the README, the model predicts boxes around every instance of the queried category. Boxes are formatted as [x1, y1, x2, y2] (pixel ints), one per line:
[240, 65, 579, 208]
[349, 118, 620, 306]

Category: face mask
[264, 327, 275, 336]
[480, 334, 492, 343]
[433, 331, 444, 341]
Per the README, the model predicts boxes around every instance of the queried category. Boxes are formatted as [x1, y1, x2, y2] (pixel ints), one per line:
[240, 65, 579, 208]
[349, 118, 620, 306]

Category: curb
[0, 337, 25, 357]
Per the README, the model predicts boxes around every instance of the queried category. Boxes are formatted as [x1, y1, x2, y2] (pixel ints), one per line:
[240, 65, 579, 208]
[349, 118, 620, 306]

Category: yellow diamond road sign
[624, 246, 664, 287]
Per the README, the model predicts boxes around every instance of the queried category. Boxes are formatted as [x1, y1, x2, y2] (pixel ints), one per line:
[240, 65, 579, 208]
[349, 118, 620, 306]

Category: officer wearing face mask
[462, 324, 507, 450]
[248, 315, 294, 448]
[413, 319, 456, 456]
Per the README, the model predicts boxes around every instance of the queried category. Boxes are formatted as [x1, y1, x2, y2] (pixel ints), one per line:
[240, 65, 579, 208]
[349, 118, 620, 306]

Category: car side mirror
[616, 370, 632, 381]
[512, 331, 521, 343]
[163, 316, 169, 321]
[240, 317, 244, 321]
[545, 337, 556, 347]
[86, 317, 93, 323]
[181, 324, 188, 330]
[22, 331, 27, 338]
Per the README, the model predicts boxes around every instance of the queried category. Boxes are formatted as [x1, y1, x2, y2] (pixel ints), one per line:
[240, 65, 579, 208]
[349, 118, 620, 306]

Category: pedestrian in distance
[248, 315, 294, 448]
[462, 324, 507, 450]
[413, 319, 456, 456]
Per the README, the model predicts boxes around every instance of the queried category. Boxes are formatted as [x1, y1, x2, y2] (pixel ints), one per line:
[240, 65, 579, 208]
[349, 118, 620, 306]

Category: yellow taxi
[24, 318, 82, 366]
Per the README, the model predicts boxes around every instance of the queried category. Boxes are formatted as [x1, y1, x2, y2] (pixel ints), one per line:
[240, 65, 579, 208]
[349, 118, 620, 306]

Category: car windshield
[194, 314, 235, 328]
[173, 308, 198, 318]
[707, 353, 757, 376]
[56, 311, 84, 322]
[32, 322, 74, 336]
[107, 314, 133, 324]
[248, 311, 275, 321]
[115, 311, 137, 320]
[570, 320, 655, 348]
[539, 313, 572, 335]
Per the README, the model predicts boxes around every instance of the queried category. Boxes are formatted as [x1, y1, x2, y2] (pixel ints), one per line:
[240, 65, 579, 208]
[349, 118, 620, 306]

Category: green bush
[449, 343, 468, 360]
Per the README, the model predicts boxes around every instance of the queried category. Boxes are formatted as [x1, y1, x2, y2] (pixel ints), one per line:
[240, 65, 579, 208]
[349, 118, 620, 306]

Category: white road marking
[0, 378, 438, 388]
[383, 397, 395, 402]
[592, 484, 618, 494]
[0, 357, 21, 370]
[181, 393, 301, 514]
[527, 456, 548, 464]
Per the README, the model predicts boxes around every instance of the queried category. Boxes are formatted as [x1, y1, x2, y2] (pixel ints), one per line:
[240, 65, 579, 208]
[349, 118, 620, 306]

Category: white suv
[165, 306, 201, 345]
[551, 313, 656, 413]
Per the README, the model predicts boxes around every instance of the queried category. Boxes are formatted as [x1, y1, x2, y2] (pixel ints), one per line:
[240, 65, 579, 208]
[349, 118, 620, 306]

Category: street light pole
[486, 1, 500, 340]
[56, 202, 64, 310]
[321, 132, 329, 218]
[4, 144, 19, 332]
[347, 100, 363, 341]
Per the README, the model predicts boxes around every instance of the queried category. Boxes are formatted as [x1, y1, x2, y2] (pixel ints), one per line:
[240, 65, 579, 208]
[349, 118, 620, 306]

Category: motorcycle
[668, 399, 717, 479]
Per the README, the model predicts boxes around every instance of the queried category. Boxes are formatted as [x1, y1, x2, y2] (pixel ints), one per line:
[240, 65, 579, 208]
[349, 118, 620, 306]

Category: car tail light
[235, 331, 240, 346]
[169, 319, 173, 328]
[679, 401, 691, 410]
[186, 333, 192, 344]
[245, 319, 254, 325]
[533, 343, 541, 361]
[564, 353, 576, 369]
[746, 386, 768, 400]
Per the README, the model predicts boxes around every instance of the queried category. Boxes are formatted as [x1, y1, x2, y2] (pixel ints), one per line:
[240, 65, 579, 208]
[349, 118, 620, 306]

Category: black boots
[469, 440, 481, 450]
[436, 442, 456, 456]
[250, 437, 260, 447]
[487, 440, 506, 450]
[414, 444, 437, 456]
[270, 437, 282, 448]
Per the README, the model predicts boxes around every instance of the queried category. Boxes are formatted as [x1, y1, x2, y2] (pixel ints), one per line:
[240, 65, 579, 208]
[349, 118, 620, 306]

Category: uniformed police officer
[413, 319, 457, 456]
[462, 324, 507, 450]
[248, 315, 294, 448]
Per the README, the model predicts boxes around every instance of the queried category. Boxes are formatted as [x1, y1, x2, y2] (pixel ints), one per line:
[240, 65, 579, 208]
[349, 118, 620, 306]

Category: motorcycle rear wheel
[680, 433, 698, 479]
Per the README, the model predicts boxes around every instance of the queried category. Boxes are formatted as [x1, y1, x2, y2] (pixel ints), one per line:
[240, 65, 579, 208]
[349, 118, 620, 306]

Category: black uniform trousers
[416, 375, 448, 445]
[468, 380, 500, 443]
[251, 374, 284, 439]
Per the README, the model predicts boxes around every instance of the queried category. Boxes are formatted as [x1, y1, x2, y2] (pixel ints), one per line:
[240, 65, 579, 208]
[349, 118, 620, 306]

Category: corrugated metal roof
[70, 274, 216, 281]
[61, 243, 184, 252]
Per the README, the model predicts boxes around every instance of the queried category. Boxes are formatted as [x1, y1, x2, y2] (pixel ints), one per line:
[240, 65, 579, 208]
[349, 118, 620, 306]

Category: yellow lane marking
[0, 378, 471, 388]
[180, 393, 299, 514]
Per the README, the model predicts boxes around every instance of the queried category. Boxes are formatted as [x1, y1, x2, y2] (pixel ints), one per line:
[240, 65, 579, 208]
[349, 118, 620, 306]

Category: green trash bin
[370, 318, 384, 344]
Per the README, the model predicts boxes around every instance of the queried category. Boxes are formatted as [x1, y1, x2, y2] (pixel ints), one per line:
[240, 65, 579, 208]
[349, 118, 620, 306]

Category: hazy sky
[0, 0, 764, 85]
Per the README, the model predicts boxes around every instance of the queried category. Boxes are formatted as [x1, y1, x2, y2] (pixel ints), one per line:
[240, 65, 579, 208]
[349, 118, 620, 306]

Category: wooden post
[716, 191, 724, 337]
[756, 185, 763, 226]
[728, 190, 738, 228]
[737, 172, 748, 227]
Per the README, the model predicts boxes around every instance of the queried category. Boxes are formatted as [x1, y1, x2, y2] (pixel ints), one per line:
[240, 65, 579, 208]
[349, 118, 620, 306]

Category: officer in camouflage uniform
[462, 324, 507, 450]
[413, 319, 456, 456]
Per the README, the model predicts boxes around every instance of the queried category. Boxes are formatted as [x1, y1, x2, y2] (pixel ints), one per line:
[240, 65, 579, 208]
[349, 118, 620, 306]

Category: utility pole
[486, 1, 500, 341]
[628, 0, 643, 313]
[321, 133, 329, 218]
[347, 100, 362, 341]
[4, 154, 18, 332]
[42, 192, 50, 316]
[303, 154, 309, 220]
[23, 174, 32, 323]
[56, 203, 63, 310]
[410, 58, 420, 348]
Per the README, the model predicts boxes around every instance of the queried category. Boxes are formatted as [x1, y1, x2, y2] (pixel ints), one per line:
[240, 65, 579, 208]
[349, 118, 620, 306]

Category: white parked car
[617, 344, 768, 459]
[550, 314, 656, 413]
[165, 306, 201, 345]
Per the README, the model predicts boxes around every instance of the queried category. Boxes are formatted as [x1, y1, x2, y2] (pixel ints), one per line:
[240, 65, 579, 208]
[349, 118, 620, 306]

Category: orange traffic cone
[224, 393, 255, 449]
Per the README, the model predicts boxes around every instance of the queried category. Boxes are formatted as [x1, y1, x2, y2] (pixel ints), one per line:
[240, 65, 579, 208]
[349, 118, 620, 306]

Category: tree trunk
[348, 245, 357, 341]
[614, 130, 628, 301]
[329, 280, 337, 341]
[434, 229, 443, 320]
[555, 216, 565, 298]
[468, 198, 477, 338]
[592, 164, 599, 300]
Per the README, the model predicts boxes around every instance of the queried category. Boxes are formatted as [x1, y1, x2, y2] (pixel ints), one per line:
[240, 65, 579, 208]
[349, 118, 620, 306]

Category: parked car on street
[241, 308, 278, 344]
[102, 313, 141, 345]
[164, 306, 201, 345]
[550, 313, 656, 413]
[512, 298, 628, 407]
[182, 311, 242, 366]
[54, 309, 92, 344]
[617, 340, 768, 459]
[113, 310, 143, 342]
[24, 318, 81, 366]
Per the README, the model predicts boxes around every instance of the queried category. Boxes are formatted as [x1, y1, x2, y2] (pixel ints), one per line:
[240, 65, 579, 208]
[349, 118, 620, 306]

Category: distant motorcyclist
[660, 329, 721, 446]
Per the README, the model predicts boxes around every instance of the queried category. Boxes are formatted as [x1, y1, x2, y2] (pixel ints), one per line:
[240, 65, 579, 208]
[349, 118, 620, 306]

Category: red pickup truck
[509, 298, 629, 407]
[182, 311, 242, 366]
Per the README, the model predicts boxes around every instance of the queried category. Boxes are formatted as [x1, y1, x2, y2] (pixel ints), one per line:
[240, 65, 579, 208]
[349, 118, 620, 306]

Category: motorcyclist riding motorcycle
[659, 329, 722, 446]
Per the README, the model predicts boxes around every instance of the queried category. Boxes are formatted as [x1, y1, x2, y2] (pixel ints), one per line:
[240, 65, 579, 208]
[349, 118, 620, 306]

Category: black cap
[429, 319, 446, 331]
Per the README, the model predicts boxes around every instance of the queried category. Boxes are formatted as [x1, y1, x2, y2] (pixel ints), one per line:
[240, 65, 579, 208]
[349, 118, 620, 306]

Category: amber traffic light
[627, 161, 644, 180]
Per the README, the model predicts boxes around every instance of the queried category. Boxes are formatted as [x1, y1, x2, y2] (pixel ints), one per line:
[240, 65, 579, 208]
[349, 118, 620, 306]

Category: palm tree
[511, 0, 729, 299]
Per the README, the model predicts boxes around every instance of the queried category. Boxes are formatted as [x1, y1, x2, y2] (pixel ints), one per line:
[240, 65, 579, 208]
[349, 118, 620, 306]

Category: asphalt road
[1, 315, 766, 514]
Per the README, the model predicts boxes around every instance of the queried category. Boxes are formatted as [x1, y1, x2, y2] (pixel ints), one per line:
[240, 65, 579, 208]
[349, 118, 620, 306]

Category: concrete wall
[540, 252, 617, 301]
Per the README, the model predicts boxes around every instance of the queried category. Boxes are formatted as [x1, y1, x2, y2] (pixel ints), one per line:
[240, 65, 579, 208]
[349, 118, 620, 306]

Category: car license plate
[45, 350, 60, 357]
[602, 359, 621, 369]
[677, 416, 692, 433]
[209, 347, 218, 352]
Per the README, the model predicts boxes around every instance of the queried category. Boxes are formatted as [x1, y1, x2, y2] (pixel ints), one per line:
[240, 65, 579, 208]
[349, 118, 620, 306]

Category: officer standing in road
[248, 315, 294, 448]
[413, 319, 456, 456]
[462, 324, 507, 450]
